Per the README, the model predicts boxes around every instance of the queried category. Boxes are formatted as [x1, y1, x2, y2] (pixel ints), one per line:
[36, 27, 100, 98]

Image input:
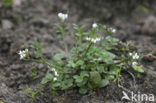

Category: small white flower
[25, 49, 28, 52]
[95, 37, 101, 41]
[58, 13, 68, 21]
[132, 53, 139, 59]
[134, 53, 139, 59]
[112, 28, 116, 33]
[129, 53, 139, 60]
[53, 77, 57, 81]
[92, 23, 98, 28]
[129, 53, 133, 56]
[50, 68, 56, 72]
[132, 62, 138, 66]
[50, 68, 59, 76]
[18, 49, 28, 59]
[86, 37, 90, 41]
[108, 28, 116, 33]
[86, 37, 101, 43]
[54, 71, 59, 76]
[58, 13, 63, 17]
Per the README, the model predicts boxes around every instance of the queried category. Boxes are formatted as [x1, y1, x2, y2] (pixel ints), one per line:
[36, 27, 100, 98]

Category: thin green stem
[61, 23, 69, 56]
[63, 39, 69, 56]
[83, 42, 93, 58]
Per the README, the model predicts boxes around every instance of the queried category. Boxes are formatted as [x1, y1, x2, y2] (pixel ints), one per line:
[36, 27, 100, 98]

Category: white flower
[86, 37, 101, 43]
[58, 13, 68, 21]
[50, 68, 56, 72]
[129, 53, 133, 56]
[134, 53, 139, 59]
[112, 28, 116, 33]
[92, 23, 98, 28]
[132, 62, 138, 66]
[50, 68, 59, 76]
[18, 49, 28, 59]
[132, 53, 139, 59]
[129, 53, 139, 59]
[54, 71, 59, 76]
[58, 13, 62, 17]
[25, 49, 28, 52]
[53, 77, 57, 81]
[49, 67, 59, 81]
[108, 28, 116, 33]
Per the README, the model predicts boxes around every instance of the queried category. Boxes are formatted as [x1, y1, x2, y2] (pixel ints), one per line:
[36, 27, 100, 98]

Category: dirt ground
[0, 0, 156, 103]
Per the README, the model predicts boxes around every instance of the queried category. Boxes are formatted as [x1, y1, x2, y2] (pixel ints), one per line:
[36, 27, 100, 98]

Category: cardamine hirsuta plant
[19, 13, 144, 94]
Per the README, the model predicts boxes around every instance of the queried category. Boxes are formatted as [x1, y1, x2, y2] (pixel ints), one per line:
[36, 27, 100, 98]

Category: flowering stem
[62, 35, 69, 56]
[83, 42, 93, 58]
[61, 23, 69, 56]
[98, 58, 130, 66]
[26, 57, 59, 70]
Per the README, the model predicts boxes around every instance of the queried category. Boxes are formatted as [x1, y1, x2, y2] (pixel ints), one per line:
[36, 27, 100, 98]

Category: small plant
[140, 6, 149, 13]
[31, 66, 40, 80]
[19, 13, 144, 94]
[2, 0, 14, 7]
[0, 100, 4, 103]
[24, 88, 42, 98]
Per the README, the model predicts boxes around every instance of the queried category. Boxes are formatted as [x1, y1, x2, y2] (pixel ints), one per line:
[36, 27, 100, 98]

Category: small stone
[142, 16, 156, 35]
[30, 18, 49, 27]
[8, 81, 16, 87]
[143, 54, 156, 62]
[10, 64, 21, 70]
[2, 20, 13, 29]
[13, 0, 22, 7]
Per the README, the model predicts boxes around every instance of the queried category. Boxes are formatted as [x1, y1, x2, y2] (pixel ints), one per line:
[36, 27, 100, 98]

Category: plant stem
[61, 23, 69, 56]
[63, 39, 69, 56]
[83, 42, 93, 57]
[27, 58, 54, 68]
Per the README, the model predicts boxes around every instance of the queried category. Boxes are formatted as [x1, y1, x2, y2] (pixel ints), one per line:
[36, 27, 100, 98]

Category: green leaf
[53, 53, 64, 61]
[76, 60, 84, 66]
[99, 79, 109, 88]
[105, 74, 115, 80]
[140, 6, 149, 13]
[90, 71, 101, 85]
[73, 24, 85, 37]
[79, 87, 88, 94]
[67, 59, 76, 68]
[101, 51, 116, 63]
[102, 40, 112, 50]
[61, 79, 73, 90]
[105, 36, 119, 45]
[73, 75, 83, 83]
[2, 0, 13, 7]
[55, 24, 64, 33]
[31, 38, 43, 58]
[73, 71, 89, 84]
[132, 65, 144, 73]
[87, 82, 93, 89]
[97, 66, 105, 73]
[41, 73, 53, 84]
[100, 24, 107, 32]
[80, 71, 89, 78]
[77, 78, 88, 87]
[51, 82, 61, 90]
[73, 24, 79, 30]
